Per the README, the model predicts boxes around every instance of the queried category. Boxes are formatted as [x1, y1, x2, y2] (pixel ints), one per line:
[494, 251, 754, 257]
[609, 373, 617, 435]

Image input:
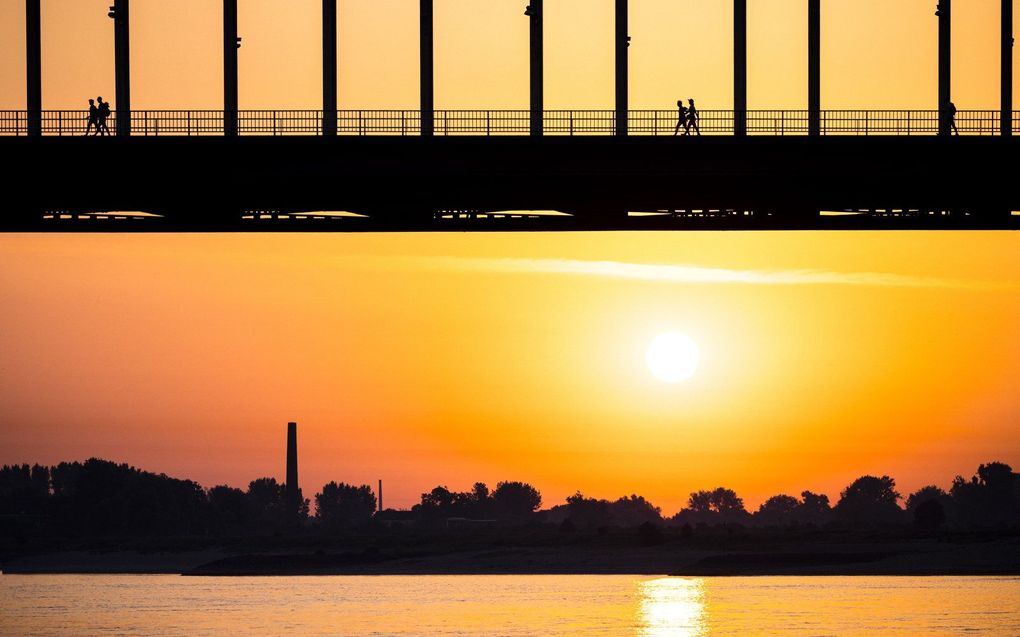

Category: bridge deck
[3, 135, 1017, 232]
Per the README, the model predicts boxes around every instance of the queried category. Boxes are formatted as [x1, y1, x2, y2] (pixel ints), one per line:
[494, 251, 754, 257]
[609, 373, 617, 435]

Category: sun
[646, 332, 700, 383]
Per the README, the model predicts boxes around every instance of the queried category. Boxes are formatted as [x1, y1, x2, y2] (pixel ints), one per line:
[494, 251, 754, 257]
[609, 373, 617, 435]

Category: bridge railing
[0, 109, 1014, 137]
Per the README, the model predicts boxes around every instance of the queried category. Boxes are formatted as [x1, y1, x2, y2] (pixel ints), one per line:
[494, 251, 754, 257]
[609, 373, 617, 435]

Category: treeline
[0, 458, 1017, 539]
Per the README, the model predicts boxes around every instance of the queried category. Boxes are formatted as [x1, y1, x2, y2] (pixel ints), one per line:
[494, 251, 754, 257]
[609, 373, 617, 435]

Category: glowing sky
[0, 0, 1016, 110]
[0, 1, 1018, 512]
[1, 233, 1018, 512]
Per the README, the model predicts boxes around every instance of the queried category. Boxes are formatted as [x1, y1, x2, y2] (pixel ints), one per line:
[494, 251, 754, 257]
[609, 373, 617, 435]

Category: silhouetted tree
[610, 495, 662, 526]
[207, 485, 250, 533]
[905, 485, 950, 531]
[414, 485, 455, 519]
[245, 477, 303, 530]
[797, 490, 833, 526]
[755, 494, 800, 527]
[834, 475, 903, 527]
[492, 481, 542, 519]
[677, 487, 749, 525]
[48, 459, 206, 536]
[0, 464, 50, 515]
[315, 482, 376, 526]
[565, 492, 613, 528]
[950, 462, 1019, 529]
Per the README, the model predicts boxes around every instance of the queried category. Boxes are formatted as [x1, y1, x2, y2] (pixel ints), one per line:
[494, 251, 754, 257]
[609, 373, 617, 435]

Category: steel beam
[26, 0, 41, 137]
[420, 0, 434, 137]
[224, 0, 238, 137]
[615, 0, 628, 136]
[938, 0, 951, 136]
[528, 1, 543, 137]
[114, 0, 131, 136]
[1003, 0, 1013, 137]
[734, 0, 747, 136]
[808, 0, 820, 136]
[323, 0, 337, 136]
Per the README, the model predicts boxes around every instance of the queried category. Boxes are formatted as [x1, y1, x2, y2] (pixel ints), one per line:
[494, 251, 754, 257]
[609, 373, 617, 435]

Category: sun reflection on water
[638, 577, 707, 637]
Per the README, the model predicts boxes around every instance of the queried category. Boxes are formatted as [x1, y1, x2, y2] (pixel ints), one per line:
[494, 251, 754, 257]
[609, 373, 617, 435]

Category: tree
[950, 462, 1019, 528]
[913, 499, 946, 531]
[47, 458, 206, 536]
[683, 487, 748, 524]
[565, 492, 612, 528]
[610, 495, 662, 526]
[0, 464, 50, 515]
[834, 475, 903, 527]
[755, 494, 800, 527]
[207, 485, 250, 532]
[904, 485, 950, 531]
[492, 481, 542, 519]
[315, 482, 376, 525]
[797, 491, 833, 526]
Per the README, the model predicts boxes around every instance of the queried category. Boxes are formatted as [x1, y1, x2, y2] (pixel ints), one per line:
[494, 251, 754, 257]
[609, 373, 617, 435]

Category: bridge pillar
[224, 0, 238, 137]
[1004, 0, 1013, 137]
[113, 0, 131, 136]
[808, 0, 820, 136]
[26, 0, 41, 137]
[528, 1, 543, 137]
[420, 0, 434, 137]
[323, 0, 337, 136]
[938, 0, 951, 136]
[615, 0, 628, 136]
[733, 0, 746, 136]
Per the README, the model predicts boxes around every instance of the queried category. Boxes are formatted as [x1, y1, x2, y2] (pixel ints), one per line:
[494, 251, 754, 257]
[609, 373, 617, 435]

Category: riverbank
[4, 538, 1018, 577]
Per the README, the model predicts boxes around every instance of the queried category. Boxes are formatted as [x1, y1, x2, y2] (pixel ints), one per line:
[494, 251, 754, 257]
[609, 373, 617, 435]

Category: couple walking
[85, 97, 112, 136]
[673, 98, 700, 136]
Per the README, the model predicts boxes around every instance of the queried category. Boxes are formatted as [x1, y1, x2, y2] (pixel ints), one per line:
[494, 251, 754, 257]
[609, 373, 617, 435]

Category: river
[2, 574, 1018, 636]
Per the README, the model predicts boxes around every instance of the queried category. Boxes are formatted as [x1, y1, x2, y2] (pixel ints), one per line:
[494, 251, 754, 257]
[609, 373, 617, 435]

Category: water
[1, 575, 1018, 636]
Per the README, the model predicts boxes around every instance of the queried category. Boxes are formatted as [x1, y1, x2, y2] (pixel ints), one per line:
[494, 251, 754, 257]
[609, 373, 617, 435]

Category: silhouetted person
[673, 100, 688, 136]
[97, 97, 111, 136]
[686, 98, 700, 136]
[946, 101, 959, 136]
[84, 99, 99, 136]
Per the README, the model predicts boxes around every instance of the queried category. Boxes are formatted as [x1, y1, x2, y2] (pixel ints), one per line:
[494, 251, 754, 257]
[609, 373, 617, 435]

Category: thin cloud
[373, 256, 1017, 291]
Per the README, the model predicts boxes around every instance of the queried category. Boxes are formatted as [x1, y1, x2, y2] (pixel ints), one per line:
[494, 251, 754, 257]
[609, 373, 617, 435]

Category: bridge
[4, 0, 1017, 232]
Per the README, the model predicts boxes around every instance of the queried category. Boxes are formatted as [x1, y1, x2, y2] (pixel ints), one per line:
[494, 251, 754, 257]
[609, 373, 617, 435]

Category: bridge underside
[3, 136, 1017, 231]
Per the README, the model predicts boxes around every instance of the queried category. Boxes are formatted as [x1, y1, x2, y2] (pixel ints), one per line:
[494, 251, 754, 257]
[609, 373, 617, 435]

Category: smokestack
[378, 479, 383, 513]
[286, 422, 299, 510]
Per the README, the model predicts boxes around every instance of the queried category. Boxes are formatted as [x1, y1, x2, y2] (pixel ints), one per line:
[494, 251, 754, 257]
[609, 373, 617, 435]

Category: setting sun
[646, 331, 700, 384]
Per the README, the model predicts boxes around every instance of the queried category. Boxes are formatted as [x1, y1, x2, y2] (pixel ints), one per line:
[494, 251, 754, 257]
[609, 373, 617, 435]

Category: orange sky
[1, 233, 1018, 513]
[0, 1, 1018, 513]
[0, 0, 1016, 110]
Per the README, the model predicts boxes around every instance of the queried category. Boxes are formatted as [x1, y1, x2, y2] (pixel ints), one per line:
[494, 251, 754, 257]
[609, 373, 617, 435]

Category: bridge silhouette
[5, 0, 1017, 232]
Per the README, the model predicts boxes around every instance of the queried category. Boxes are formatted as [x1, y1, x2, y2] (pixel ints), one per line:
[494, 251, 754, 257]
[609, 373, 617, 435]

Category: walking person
[96, 97, 111, 136]
[686, 98, 700, 136]
[946, 101, 959, 136]
[84, 98, 99, 136]
[673, 99, 688, 136]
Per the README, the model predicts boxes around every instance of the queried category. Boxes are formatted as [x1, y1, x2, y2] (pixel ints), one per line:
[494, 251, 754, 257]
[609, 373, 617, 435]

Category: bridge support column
[420, 0, 434, 137]
[323, 0, 337, 136]
[113, 0, 131, 136]
[1003, 0, 1013, 137]
[26, 0, 41, 137]
[224, 0, 238, 137]
[733, 0, 746, 136]
[808, 0, 820, 136]
[528, 1, 543, 137]
[615, 0, 628, 136]
[938, 0, 951, 136]
[224, 0, 237, 136]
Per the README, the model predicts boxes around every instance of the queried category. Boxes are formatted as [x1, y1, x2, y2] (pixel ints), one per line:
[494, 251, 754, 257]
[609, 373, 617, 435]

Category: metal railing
[1, 109, 1015, 137]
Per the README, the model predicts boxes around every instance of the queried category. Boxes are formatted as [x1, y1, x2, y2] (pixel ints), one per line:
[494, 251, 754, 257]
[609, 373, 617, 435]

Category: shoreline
[5, 540, 1018, 577]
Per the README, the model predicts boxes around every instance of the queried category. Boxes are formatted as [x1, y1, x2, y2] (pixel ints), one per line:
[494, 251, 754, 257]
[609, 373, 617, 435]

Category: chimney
[286, 422, 299, 509]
